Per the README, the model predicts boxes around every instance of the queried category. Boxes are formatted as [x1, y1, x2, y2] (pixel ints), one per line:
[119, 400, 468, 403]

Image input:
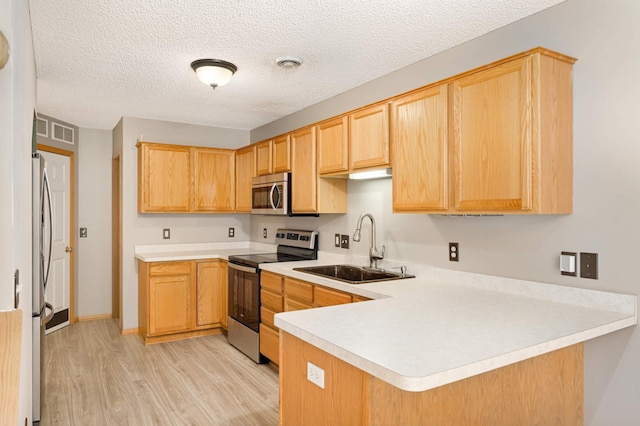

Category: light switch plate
[560, 252, 577, 276]
[163, 228, 170, 239]
[580, 252, 598, 279]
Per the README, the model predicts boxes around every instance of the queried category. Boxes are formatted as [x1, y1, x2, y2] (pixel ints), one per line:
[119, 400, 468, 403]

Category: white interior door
[40, 150, 71, 333]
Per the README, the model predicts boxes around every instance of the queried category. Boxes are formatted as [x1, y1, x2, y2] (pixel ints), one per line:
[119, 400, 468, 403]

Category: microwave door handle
[269, 184, 281, 211]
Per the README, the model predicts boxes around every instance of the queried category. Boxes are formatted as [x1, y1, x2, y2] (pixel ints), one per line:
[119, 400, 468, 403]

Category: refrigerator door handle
[43, 169, 53, 289]
[43, 302, 54, 324]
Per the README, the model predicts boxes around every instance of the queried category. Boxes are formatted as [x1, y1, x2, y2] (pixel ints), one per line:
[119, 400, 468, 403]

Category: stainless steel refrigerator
[32, 152, 53, 424]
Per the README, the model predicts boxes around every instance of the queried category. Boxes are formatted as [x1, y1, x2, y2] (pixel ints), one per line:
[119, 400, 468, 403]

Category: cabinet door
[291, 126, 317, 213]
[349, 103, 390, 170]
[452, 56, 532, 212]
[148, 273, 194, 336]
[256, 140, 273, 176]
[392, 85, 448, 212]
[192, 148, 235, 212]
[138, 143, 191, 212]
[273, 134, 291, 172]
[196, 261, 221, 327]
[220, 261, 228, 329]
[235, 145, 256, 212]
[317, 116, 349, 175]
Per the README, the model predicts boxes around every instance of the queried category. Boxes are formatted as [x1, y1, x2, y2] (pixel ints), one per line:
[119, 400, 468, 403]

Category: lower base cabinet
[138, 259, 227, 344]
[258, 272, 369, 364]
[280, 332, 584, 426]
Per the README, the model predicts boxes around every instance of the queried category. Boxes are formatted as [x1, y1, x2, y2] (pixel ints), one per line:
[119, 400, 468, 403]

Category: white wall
[0, 0, 37, 423]
[77, 128, 113, 318]
[249, 1, 640, 423]
[115, 117, 251, 331]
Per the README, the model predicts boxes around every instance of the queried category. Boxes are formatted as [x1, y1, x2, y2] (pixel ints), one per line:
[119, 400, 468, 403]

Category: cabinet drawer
[261, 290, 283, 312]
[314, 286, 352, 307]
[260, 307, 278, 331]
[259, 324, 279, 364]
[284, 278, 313, 304]
[284, 296, 313, 312]
[149, 261, 192, 276]
[261, 271, 284, 294]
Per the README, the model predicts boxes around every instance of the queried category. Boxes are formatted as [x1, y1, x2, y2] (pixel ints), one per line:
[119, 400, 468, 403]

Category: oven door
[228, 263, 260, 332]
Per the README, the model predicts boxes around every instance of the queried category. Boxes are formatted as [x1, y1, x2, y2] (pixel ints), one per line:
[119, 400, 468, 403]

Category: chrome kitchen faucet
[353, 212, 385, 270]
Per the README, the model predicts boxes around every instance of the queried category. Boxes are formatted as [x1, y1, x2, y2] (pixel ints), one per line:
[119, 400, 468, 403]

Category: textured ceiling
[29, 0, 565, 131]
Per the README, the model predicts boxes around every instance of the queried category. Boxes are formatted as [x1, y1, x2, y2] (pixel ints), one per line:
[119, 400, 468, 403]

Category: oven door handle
[229, 263, 258, 274]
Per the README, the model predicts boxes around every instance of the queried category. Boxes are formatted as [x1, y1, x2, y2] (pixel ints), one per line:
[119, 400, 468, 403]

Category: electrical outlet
[340, 234, 350, 249]
[228, 227, 235, 238]
[449, 242, 459, 262]
[307, 362, 325, 389]
[580, 252, 598, 279]
[560, 252, 577, 276]
[163, 228, 170, 239]
[334, 234, 340, 247]
[263, 228, 268, 239]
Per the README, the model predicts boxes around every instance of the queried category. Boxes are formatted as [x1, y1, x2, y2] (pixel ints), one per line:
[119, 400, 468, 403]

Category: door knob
[65, 246, 73, 253]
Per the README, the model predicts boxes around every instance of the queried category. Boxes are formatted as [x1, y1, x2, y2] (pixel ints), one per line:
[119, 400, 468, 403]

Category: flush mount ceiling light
[190, 59, 237, 90]
[276, 56, 303, 69]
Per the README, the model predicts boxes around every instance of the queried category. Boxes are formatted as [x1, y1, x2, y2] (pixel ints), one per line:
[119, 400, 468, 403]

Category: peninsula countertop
[264, 260, 637, 392]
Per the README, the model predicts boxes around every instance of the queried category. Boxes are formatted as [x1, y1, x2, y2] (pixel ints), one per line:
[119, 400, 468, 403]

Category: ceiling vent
[276, 56, 303, 69]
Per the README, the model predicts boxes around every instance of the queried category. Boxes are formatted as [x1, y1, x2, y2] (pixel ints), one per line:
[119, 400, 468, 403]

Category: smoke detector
[276, 56, 303, 69]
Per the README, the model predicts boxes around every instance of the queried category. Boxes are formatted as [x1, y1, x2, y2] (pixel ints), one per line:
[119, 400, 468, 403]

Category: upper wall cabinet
[349, 102, 390, 171]
[192, 147, 235, 212]
[235, 144, 256, 212]
[451, 49, 574, 214]
[138, 142, 191, 213]
[256, 140, 273, 176]
[291, 126, 347, 214]
[317, 116, 349, 175]
[391, 84, 449, 212]
[137, 142, 235, 213]
[256, 134, 291, 176]
[392, 48, 575, 214]
[273, 134, 291, 173]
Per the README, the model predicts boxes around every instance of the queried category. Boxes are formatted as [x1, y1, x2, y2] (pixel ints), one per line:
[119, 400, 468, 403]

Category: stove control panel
[275, 229, 318, 249]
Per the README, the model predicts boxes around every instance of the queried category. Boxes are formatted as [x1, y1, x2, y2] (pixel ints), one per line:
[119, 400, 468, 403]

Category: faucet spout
[353, 213, 385, 269]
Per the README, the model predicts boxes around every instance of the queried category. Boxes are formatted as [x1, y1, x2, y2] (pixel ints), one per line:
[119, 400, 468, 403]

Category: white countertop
[134, 241, 277, 262]
[265, 260, 637, 392]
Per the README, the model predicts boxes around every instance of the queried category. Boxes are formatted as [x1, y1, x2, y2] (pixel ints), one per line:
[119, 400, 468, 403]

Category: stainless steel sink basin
[293, 264, 414, 284]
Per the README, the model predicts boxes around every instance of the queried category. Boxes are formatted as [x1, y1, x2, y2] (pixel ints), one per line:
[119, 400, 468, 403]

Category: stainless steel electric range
[227, 229, 318, 363]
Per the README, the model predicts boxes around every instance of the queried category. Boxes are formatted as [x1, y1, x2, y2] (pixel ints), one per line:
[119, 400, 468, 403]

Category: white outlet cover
[307, 362, 325, 389]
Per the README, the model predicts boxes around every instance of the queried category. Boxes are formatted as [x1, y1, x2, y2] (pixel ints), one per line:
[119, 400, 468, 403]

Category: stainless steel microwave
[251, 172, 291, 215]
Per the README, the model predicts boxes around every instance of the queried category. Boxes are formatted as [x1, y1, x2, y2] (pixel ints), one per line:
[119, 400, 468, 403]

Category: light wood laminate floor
[42, 319, 279, 425]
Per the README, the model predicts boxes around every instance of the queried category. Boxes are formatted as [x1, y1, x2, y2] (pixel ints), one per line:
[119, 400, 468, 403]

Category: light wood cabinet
[451, 50, 574, 214]
[349, 102, 390, 171]
[256, 140, 273, 176]
[196, 261, 222, 327]
[259, 271, 284, 364]
[317, 116, 349, 175]
[292, 126, 347, 214]
[235, 145, 256, 212]
[137, 143, 191, 213]
[137, 142, 236, 213]
[259, 272, 368, 364]
[273, 134, 291, 172]
[220, 261, 228, 330]
[192, 147, 235, 212]
[391, 84, 449, 212]
[256, 134, 291, 176]
[280, 333, 583, 426]
[138, 259, 225, 344]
